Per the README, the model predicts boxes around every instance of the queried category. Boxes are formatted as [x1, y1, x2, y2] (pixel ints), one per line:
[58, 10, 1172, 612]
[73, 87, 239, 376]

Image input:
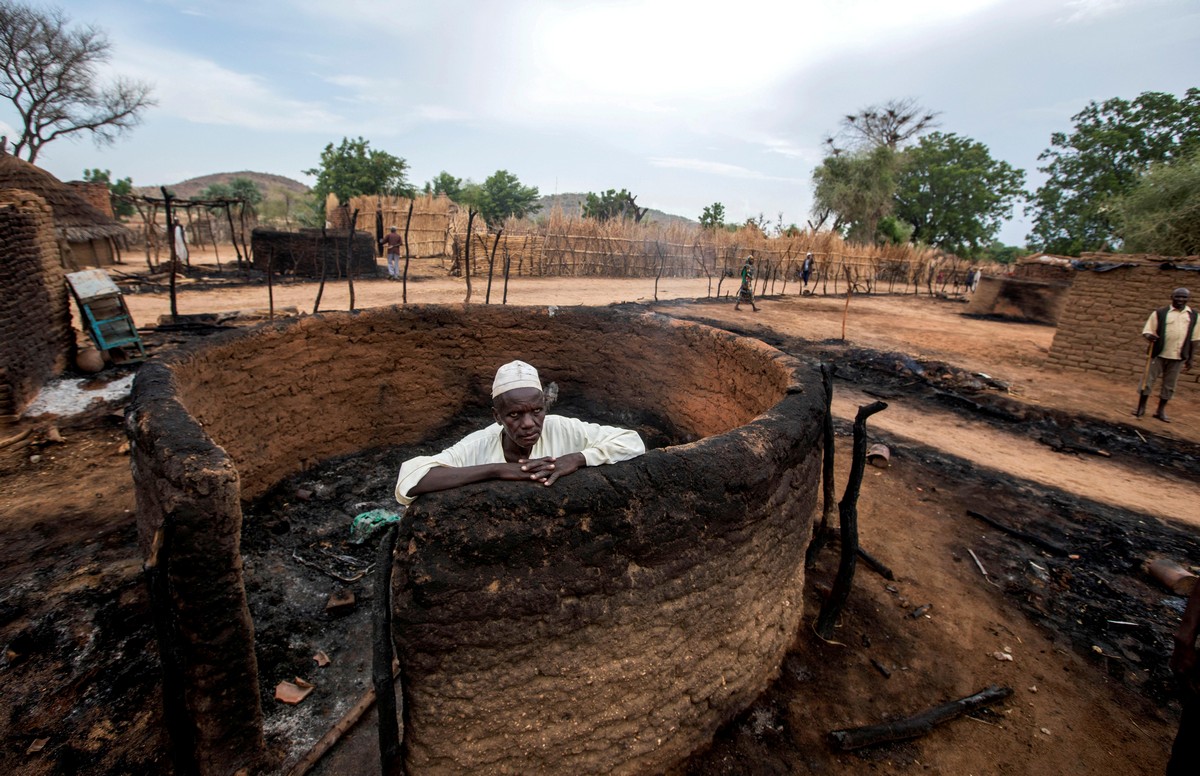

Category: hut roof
[0, 150, 130, 242]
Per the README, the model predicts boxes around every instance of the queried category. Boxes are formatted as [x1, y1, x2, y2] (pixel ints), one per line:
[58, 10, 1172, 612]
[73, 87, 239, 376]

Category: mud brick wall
[966, 276, 1071, 324]
[127, 305, 825, 776]
[1012, 262, 1074, 282]
[0, 189, 72, 419]
[1048, 263, 1199, 394]
[250, 227, 377, 278]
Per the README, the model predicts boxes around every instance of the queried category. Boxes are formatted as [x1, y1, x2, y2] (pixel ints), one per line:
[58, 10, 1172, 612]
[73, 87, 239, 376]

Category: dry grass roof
[0, 151, 130, 242]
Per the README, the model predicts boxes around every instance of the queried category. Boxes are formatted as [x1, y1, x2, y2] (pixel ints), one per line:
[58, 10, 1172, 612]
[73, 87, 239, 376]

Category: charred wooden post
[224, 204, 243, 267]
[829, 685, 1013, 750]
[814, 400, 887, 640]
[463, 210, 475, 303]
[401, 199, 414, 305]
[313, 224, 329, 314]
[161, 187, 178, 321]
[805, 363, 837, 569]
[485, 228, 502, 305]
[373, 523, 402, 774]
[347, 209, 358, 311]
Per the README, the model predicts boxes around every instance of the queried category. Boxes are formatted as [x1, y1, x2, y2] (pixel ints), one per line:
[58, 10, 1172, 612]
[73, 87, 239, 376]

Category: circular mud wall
[127, 304, 826, 776]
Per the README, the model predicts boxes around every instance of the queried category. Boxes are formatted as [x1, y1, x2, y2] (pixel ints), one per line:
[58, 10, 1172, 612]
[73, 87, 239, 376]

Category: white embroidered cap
[492, 360, 542, 398]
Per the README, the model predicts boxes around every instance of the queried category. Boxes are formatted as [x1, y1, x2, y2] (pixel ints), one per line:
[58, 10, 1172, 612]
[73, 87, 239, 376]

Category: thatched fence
[450, 208, 978, 298]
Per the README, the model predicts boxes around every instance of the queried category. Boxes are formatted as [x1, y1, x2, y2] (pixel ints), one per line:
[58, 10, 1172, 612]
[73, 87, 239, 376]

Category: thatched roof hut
[0, 148, 130, 266]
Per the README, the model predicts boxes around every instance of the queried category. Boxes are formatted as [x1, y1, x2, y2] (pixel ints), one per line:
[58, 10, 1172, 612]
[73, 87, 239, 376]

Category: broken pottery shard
[26, 737, 49, 754]
[274, 677, 314, 704]
[866, 443, 890, 468]
[992, 651, 1014, 662]
[314, 650, 331, 667]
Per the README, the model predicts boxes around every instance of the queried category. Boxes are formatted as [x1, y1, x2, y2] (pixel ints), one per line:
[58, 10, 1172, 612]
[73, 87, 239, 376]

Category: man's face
[493, 387, 545, 451]
[1173, 290, 1190, 310]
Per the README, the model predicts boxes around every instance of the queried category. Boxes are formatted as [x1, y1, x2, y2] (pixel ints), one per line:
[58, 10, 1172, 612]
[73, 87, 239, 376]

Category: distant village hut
[346, 193, 457, 258]
[0, 148, 130, 268]
[250, 228, 377, 278]
[1047, 253, 1200, 397]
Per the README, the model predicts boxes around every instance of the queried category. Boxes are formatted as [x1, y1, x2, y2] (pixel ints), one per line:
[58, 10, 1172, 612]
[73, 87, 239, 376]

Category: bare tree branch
[0, 1, 155, 162]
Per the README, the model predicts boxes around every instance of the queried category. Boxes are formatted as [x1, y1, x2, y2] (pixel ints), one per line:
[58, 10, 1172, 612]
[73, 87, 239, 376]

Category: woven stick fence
[448, 207, 968, 297]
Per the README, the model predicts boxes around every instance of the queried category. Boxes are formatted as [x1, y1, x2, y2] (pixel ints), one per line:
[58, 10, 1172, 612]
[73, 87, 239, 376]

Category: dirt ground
[2, 247, 1198, 775]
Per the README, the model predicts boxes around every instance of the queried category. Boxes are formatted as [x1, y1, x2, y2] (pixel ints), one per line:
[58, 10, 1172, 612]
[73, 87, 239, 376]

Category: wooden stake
[814, 400, 888, 640]
[829, 685, 1012, 751]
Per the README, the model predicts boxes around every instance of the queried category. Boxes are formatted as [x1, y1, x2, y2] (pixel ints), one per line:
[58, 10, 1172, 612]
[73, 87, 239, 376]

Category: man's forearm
[409, 463, 507, 496]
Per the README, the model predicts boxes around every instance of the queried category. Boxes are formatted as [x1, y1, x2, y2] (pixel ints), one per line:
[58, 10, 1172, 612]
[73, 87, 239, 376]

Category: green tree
[1111, 149, 1200, 256]
[1027, 88, 1200, 255]
[459, 170, 540, 230]
[699, 202, 725, 230]
[893, 132, 1025, 257]
[982, 240, 1025, 265]
[582, 188, 648, 223]
[81, 167, 133, 217]
[0, 1, 154, 162]
[425, 171, 463, 200]
[228, 177, 263, 206]
[810, 145, 899, 242]
[303, 137, 414, 211]
[198, 182, 232, 200]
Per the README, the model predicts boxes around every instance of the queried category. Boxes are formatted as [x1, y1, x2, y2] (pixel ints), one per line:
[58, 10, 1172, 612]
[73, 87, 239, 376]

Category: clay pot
[76, 348, 104, 373]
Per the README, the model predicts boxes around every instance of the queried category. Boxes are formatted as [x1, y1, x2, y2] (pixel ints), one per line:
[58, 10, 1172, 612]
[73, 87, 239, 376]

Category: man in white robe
[395, 361, 645, 506]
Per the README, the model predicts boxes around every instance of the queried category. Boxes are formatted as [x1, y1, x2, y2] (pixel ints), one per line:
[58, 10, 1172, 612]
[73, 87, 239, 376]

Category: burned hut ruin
[127, 305, 826, 775]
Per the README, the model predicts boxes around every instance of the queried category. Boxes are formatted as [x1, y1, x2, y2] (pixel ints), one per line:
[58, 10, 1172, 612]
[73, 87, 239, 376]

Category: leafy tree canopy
[304, 137, 415, 209]
[893, 132, 1025, 258]
[81, 167, 133, 217]
[0, 0, 154, 162]
[699, 202, 725, 230]
[424, 171, 463, 201]
[810, 145, 899, 243]
[459, 169, 540, 230]
[982, 240, 1025, 265]
[198, 182, 231, 200]
[1111, 148, 1200, 256]
[1027, 88, 1200, 255]
[582, 188, 648, 223]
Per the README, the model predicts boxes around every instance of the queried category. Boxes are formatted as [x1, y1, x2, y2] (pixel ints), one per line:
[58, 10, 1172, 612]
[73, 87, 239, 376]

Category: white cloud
[649, 157, 802, 183]
[114, 45, 344, 132]
[1060, 0, 1137, 22]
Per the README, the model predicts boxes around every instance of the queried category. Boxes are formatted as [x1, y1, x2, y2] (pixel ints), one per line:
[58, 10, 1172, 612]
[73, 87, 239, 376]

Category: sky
[3, 0, 1198, 246]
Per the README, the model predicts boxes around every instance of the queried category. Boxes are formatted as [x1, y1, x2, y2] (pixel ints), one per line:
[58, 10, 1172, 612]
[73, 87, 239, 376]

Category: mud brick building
[1048, 254, 1200, 396]
[0, 190, 73, 422]
[250, 228, 377, 278]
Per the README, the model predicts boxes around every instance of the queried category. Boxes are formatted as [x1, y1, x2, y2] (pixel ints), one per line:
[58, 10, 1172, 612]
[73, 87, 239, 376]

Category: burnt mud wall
[966, 275, 1070, 324]
[250, 227, 377, 278]
[127, 305, 825, 775]
[1048, 261, 1199, 394]
[0, 189, 72, 421]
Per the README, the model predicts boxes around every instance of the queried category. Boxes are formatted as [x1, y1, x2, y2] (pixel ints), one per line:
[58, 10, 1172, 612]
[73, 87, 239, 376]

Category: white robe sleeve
[541, 415, 645, 467]
[394, 425, 503, 506]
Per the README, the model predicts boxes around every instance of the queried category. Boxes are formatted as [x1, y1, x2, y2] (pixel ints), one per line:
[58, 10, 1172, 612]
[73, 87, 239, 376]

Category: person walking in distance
[734, 256, 758, 312]
[801, 252, 814, 289]
[382, 226, 404, 280]
[1134, 288, 1198, 422]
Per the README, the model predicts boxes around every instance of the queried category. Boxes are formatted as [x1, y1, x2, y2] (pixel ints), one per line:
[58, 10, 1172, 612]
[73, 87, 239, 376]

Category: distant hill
[538, 192, 696, 227]
[135, 171, 310, 199]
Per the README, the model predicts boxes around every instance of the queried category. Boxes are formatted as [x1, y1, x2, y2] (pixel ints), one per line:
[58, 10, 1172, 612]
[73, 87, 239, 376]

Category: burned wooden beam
[829, 685, 1013, 751]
